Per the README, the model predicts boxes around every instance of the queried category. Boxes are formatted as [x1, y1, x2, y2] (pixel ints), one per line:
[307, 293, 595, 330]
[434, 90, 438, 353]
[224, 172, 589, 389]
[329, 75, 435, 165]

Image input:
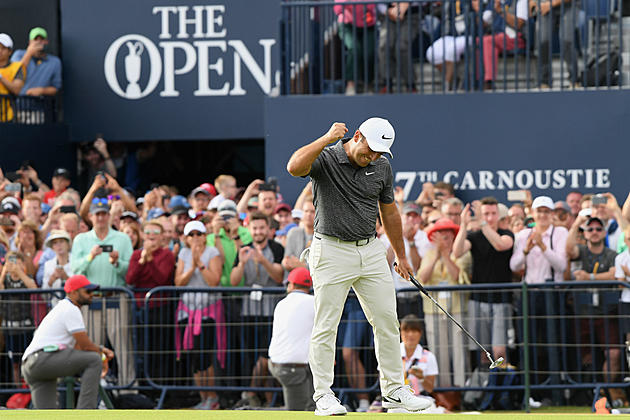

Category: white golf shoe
[382, 386, 432, 412]
[314, 393, 348, 416]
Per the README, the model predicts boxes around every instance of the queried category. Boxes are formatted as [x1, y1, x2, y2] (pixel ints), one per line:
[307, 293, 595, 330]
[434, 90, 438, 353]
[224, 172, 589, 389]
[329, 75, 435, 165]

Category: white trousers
[426, 36, 470, 65]
[308, 234, 404, 401]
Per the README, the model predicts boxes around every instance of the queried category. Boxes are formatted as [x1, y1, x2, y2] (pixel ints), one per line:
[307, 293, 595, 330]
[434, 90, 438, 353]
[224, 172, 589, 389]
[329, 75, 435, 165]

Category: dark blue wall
[0, 124, 73, 181]
[264, 90, 630, 205]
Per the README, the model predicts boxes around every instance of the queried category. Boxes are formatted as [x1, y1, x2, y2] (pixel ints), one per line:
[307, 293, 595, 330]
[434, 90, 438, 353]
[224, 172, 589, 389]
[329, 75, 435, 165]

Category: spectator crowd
[333, 0, 585, 94]
[1, 147, 629, 411]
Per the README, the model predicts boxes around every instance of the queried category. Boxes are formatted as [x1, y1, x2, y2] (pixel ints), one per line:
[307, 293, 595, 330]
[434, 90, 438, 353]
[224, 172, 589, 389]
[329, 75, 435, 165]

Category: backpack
[462, 366, 490, 409]
[579, 47, 620, 87]
[463, 365, 522, 410]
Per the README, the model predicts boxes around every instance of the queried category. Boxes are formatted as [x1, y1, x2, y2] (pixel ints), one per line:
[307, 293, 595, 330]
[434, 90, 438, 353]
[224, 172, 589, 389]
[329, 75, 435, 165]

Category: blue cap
[146, 207, 165, 221]
[169, 195, 190, 210]
[276, 223, 298, 237]
[41, 203, 51, 215]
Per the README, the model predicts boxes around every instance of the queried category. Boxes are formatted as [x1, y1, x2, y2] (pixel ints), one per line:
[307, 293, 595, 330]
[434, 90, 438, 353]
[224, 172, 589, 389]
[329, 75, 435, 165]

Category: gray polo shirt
[308, 141, 394, 241]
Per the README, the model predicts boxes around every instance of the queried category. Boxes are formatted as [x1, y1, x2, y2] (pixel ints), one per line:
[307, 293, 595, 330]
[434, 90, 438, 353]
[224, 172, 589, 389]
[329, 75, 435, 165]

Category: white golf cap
[532, 196, 554, 210]
[183, 220, 207, 236]
[45, 229, 72, 248]
[0, 33, 13, 49]
[358, 117, 395, 158]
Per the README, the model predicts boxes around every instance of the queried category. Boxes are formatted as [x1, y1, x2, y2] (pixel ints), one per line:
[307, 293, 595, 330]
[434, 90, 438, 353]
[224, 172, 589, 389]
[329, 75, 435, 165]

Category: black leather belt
[314, 233, 376, 247]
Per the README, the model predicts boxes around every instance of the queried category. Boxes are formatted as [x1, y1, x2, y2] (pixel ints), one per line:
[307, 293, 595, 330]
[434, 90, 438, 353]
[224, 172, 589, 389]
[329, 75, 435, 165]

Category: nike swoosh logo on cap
[382, 135, 393, 140]
[366, 172, 375, 176]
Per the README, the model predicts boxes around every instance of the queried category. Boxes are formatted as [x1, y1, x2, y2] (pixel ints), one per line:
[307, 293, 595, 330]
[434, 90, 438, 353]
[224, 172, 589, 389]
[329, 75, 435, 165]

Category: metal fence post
[522, 281, 530, 412]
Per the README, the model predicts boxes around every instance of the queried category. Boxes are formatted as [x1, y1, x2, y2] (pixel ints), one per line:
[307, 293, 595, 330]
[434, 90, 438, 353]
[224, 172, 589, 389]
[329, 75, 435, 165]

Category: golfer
[287, 118, 431, 416]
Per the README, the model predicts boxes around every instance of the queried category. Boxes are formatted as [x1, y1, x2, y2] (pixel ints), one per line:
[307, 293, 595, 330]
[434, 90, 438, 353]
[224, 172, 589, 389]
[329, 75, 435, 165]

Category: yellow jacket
[0, 62, 26, 121]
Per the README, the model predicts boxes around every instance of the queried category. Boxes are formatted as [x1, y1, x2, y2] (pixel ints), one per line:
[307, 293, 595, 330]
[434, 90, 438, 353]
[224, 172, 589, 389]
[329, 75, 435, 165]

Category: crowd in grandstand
[0, 144, 629, 410]
[334, 0, 584, 93]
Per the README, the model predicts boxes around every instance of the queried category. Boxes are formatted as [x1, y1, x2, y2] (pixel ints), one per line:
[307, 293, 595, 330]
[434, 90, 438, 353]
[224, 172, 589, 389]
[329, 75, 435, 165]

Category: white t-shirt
[177, 246, 221, 321]
[608, 219, 622, 252]
[380, 230, 432, 290]
[42, 257, 73, 307]
[614, 250, 630, 302]
[268, 290, 314, 364]
[401, 343, 439, 394]
[22, 298, 86, 360]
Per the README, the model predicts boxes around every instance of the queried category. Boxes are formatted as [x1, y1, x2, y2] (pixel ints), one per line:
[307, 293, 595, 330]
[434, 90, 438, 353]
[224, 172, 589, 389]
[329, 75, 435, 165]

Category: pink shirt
[334, 0, 376, 27]
[510, 225, 568, 283]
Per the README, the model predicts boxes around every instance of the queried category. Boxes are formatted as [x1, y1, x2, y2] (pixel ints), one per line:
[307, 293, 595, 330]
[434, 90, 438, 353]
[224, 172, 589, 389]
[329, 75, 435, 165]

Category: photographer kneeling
[21, 275, 114, 409]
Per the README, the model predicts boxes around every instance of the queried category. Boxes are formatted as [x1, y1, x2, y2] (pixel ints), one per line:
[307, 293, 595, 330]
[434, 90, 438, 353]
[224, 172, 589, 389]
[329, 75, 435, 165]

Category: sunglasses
[108, 194, 121, 201]
[187, 231, 205, 237]
[91, 197, 108, 206]
[143, 229, 162, 235]
[585, 227, 604, 232]
[555, 212, 568, 220]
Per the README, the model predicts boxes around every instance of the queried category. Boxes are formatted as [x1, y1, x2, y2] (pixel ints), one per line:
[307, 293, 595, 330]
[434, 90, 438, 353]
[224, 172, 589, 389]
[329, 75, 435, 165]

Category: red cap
[288, 267, 312, 288]
[64, 274, 99, 293]
[274, 203, 292, 214]
[426, 218, 460, 242]
[199, 183, 217, 197]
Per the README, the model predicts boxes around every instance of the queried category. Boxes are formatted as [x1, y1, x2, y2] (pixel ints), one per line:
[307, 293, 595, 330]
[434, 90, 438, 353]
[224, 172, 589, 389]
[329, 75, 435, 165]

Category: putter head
[489, 357, 505, 369]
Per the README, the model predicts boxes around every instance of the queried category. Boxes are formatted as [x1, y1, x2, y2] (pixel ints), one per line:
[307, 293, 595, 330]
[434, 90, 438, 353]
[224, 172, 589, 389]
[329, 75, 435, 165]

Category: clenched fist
[325, 122, 348, 144]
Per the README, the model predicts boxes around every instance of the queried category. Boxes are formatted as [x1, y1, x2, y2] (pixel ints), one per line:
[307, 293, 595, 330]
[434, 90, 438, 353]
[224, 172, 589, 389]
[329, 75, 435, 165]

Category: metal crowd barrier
[0, 94, 61, 124]
[1, 282, 629, 410]
[140, 286, 288, 408]
[280, 0, 625, 94]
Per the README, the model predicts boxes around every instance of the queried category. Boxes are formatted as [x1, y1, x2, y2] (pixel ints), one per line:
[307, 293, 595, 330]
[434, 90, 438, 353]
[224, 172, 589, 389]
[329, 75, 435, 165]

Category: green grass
[1, 407, 621, 420]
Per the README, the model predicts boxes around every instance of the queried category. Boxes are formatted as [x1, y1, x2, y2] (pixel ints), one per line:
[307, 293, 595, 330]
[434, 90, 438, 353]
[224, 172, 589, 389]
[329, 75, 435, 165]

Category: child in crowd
[394, 314, 447, 414]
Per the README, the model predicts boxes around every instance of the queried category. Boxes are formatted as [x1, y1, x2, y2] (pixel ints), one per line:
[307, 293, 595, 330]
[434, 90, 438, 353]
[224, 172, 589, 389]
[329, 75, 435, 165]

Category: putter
[395, 263, 505, 369]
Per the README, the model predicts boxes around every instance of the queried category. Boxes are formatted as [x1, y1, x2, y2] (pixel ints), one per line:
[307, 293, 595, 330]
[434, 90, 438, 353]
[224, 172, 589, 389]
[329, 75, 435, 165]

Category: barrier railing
[0, 94, 61, 124]
[1, 282, 629, 410]
[280, 0, 624, 94]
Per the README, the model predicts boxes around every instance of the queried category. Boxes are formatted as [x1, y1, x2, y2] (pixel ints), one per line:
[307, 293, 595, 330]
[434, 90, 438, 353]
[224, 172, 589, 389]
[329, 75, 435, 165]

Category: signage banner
[61, 0, 280, 141]
[264, 91, 630, 205]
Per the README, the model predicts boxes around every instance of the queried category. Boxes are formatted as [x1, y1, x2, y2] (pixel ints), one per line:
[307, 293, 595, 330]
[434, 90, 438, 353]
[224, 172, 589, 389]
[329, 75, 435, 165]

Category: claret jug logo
[104, 5, 276, 100]
[105, 35, 162, 99]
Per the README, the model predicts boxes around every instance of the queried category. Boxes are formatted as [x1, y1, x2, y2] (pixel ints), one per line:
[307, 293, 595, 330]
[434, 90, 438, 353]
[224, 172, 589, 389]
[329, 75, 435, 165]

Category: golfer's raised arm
[287, 122, 348, 177]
